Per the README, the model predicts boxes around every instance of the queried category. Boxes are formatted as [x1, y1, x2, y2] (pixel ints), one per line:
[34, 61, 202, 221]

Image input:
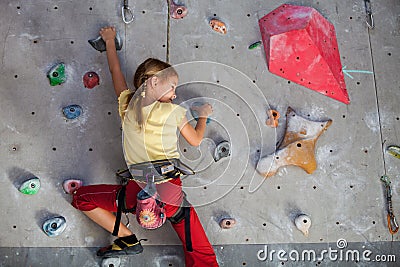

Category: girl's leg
[170, 207, 219, 267]
[83, 208, 132, 237]
[157, 178, 218, 266]
[72, 182, 144, 256]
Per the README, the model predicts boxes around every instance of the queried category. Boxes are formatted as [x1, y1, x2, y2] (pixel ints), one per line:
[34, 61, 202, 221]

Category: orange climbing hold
[266, 109, 280, 128]
[210, 19, 227, 34]
[257, 107, 332, 177]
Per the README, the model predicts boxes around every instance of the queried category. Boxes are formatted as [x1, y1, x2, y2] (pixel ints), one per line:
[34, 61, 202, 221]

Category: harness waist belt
[128, 158, 194, 183]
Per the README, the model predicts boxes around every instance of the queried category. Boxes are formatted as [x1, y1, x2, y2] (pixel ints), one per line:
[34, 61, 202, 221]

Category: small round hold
[102, 257, 121, 267]
[294, 214, 311, 237]
[47, 63, 66, 86]
[63, 179, 83, 194]
[83, 71, 100, 89]
[62, 105, 82, 120]
[210, 19, 227, 34]
[170, 2, 188, 19]
[18, 177, 41, 195]
[219, 218, 236, 229]
[266, 109, 280, 128]
[42, 216, 66, 237]
[214, 141, 231, 162]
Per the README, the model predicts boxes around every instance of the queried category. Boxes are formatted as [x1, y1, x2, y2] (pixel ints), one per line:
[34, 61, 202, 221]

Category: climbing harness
[112, 160, 194, 235]
[122, 0, 134, 24]
[380, 175, 399, 235]
[363, 0, 374, 29]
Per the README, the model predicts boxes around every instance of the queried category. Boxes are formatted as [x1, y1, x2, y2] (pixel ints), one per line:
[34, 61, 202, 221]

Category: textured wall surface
[1, 0, 399, 266]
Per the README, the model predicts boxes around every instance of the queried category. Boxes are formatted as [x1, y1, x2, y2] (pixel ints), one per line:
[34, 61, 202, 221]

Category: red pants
[72, 178, 218, 267]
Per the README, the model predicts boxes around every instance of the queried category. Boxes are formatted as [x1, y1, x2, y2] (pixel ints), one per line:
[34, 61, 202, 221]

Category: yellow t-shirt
[118, 89, 187, 165]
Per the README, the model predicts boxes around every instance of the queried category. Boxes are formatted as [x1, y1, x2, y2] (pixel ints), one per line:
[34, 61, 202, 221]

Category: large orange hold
[259, 4, 350, 104]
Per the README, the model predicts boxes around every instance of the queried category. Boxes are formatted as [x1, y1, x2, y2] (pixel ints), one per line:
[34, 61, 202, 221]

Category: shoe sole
[97, 245, 144, 257]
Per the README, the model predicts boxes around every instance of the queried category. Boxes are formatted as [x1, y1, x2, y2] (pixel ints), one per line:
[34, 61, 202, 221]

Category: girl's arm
[100, 27, 128, 97]
[179, 104, 213, 146]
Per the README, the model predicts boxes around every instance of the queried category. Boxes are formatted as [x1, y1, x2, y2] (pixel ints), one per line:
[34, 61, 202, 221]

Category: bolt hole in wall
[52, 147, 57, 151]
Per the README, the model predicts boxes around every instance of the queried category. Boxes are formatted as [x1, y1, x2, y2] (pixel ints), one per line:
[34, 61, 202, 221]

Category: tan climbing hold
[210, 19, 227, 34]
[295, 214, 311, 237]
[266, 109, 280, 128]
[257, 107, 332, 177]
[219, 218, 236, 229]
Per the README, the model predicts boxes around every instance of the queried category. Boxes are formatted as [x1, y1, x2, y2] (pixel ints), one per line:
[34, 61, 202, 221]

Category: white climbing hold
[102, 257, 121, 267]
[294, 214, 311, 237]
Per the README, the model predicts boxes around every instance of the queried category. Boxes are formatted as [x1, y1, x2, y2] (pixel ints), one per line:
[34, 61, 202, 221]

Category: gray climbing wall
[1, 0, 399, 266]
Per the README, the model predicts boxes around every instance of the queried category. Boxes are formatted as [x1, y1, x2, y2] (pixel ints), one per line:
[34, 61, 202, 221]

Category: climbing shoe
[96, 234, 145, 257]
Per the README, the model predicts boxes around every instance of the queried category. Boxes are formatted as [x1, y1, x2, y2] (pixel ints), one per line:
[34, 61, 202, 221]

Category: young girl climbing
[70, 26, 218, 266]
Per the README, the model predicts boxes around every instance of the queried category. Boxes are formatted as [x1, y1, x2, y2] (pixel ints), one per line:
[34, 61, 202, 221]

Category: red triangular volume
[259, 4, 350, 104]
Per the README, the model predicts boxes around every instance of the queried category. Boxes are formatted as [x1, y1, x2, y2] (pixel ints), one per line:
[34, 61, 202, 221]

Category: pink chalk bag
[135, 173, 166, 230]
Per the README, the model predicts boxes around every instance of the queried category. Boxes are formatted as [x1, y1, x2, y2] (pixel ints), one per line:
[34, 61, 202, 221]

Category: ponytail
[126, 58, 177, 130]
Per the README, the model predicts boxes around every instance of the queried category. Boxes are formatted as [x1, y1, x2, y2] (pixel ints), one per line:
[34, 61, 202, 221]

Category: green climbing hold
[248, 41, 262, 50]
[18, 177, 41, 195]
[48, 63, 66, 86]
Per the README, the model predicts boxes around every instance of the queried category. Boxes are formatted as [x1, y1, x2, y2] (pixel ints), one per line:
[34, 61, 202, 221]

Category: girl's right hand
[99, 26, 116, 43]
[191, 103, 213, 118]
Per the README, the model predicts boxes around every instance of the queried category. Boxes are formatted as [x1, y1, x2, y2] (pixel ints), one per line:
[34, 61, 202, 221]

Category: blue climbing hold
[62, 105, 82, 120]
[42, 216, 67, 237]
[190, 102, 211, 124]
